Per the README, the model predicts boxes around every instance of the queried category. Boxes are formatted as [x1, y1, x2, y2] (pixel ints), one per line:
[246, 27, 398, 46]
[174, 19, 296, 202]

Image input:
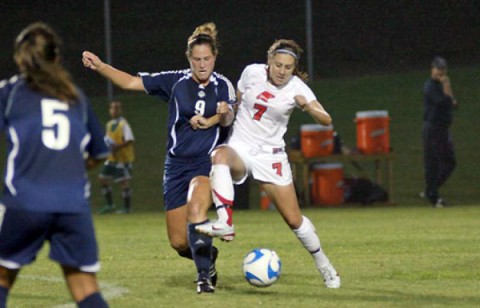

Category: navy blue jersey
[423, 78, 454, 128]
[139, 70, 235, 158]
[0, 75, 110, 213]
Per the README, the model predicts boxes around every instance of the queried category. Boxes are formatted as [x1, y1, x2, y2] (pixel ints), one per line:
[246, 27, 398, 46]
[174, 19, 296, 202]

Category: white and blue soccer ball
[242, 248, 281, 287]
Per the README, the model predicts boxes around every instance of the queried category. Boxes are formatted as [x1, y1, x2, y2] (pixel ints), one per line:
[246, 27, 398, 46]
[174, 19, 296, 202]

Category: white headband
[274, 49, 298, 59]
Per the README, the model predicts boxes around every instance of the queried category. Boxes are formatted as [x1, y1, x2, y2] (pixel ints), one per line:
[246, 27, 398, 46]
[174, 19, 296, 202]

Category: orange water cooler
[259, 188, 274, 210]
[311, 163, 344, 206]
[355, 110, 390, 154]
[300, 124, 334, 158]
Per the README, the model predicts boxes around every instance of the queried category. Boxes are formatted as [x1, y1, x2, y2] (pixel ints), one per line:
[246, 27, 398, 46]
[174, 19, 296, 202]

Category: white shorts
[225, 139, 293, 186]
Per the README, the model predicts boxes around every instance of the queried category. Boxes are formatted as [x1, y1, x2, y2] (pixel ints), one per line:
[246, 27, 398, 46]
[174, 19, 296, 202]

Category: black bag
[344, 177, 388, 204]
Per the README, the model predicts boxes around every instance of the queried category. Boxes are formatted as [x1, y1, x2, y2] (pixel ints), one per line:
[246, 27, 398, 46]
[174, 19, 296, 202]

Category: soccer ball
[242, 248, 281, 287]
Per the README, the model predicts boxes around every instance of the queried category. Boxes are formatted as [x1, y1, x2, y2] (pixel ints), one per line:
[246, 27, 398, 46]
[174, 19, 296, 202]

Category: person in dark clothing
[422, 56, 458, 207]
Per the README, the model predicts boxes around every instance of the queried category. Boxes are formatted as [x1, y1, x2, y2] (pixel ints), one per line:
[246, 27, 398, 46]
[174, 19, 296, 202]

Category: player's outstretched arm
[294, 95, 332, 126]
[82, 51, 144, 91]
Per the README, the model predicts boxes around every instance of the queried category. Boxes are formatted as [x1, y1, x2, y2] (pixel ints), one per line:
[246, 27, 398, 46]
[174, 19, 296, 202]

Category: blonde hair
[14, 22, 79, 102]
[186, 22, 219, 57]
[267, 39, 308, 82]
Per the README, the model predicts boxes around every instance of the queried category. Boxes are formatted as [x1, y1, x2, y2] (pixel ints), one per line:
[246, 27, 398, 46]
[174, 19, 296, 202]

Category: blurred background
[1, 0, 479, 210]
[1, 1, 478, 94]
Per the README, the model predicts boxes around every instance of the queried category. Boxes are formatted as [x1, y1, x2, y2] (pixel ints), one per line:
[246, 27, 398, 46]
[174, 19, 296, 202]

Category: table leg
[375, 159, 382, 185]
[388, 157, 394, 204]
[302, 163, 310, 207]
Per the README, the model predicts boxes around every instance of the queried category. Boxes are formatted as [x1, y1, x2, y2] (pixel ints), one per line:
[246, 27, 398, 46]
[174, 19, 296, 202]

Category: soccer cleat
[319, 263, 341, 289]
[196, 277, 215, 294]
[209, 247, 219, 287]
[195, 220, 235, 242]
[98, 204, 115, 214]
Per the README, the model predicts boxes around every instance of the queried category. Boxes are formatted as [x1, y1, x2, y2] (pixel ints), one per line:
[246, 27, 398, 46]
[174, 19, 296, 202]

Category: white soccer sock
[293, 216, 330, 269]
[210, 164, 234, 224]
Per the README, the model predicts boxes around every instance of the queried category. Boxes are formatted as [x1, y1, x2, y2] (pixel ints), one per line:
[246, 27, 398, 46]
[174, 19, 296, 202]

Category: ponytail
[186, 22, 219, 58]
[14, 22, 78, 102]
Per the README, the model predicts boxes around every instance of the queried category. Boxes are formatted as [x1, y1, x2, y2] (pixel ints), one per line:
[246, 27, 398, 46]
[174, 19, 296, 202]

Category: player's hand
[190, 115, 211, 130]
[294, 95, 311, 112]
[439, 75, 450, 85]
[82, 51, 104, 71]
[216, 101, 229, 114]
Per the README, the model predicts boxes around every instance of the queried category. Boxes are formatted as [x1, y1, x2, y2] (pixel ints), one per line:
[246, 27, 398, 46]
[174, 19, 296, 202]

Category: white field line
[19, 274, 129, 307]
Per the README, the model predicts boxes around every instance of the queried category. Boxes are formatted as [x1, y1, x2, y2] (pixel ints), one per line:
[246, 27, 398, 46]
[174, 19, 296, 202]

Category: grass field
[9, 206, 480, 307]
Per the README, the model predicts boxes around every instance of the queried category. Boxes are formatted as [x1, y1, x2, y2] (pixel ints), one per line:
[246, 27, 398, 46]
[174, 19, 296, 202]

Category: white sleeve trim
[122, 121, 135, 141]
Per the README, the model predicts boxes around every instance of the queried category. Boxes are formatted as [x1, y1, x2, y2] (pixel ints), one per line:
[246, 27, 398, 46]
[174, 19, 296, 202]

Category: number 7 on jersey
[253, 103, 267, 121]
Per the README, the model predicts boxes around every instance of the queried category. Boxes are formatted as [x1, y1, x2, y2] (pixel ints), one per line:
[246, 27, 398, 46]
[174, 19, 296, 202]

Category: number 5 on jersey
[41, 99, 70, 150]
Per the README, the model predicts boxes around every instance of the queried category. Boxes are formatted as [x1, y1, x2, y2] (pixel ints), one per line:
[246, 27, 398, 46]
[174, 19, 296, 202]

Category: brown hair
[14, 22, 79, 102]
[267, 39, 308, 82]
[186, 22, 219, 58]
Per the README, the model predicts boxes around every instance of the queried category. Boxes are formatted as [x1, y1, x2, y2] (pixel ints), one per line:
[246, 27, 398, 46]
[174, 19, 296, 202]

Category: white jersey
[230, 64, 317, 149]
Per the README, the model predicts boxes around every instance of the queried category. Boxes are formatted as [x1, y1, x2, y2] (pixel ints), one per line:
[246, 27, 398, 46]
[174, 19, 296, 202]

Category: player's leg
[118, 179, 132, 214]
[99, 176, 114, 211]
[262, 182, 340, 288]
[163, 161, 219, 293]
[0, 206, 51, 306]
[422, 124, 441, 205]
[62, 266, 107, 307]
[186, 176, 217, 293]
[437, 130, 456, 190]
[0, 267, 19, 308]
[115, 163, 132, 214]
[163, 156, 198, 260]
[98, 163, 115, 214]
[49, 212, 108, 307]
[195, 146, 246, 240]
[165, 206, 191, 259]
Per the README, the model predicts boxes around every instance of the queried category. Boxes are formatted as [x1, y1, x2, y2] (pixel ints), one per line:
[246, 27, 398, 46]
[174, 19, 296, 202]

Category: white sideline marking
[19, 275, 129, 307]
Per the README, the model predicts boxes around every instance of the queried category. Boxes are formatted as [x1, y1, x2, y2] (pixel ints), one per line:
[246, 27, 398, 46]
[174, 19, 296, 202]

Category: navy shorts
[0, 205, 100, 272]
[163, 154, 211, 211]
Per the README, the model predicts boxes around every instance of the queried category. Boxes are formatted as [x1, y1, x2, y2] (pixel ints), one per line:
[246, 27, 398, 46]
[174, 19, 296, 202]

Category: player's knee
[284, 215, 303, 230]
[168, 230, 189, 252]
[211, 147, 229, 165]
[169, 240, 188, 253]
[120, 181, 130, 190]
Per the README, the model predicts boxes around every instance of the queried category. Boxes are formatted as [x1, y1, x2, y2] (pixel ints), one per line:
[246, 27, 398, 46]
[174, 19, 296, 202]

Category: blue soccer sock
[77, 292, 108, 308]
[121, 187, 131, 211]
[101, 186, 113, 205]
[188, 221, 213, 279]
[0, 286, 9, 308]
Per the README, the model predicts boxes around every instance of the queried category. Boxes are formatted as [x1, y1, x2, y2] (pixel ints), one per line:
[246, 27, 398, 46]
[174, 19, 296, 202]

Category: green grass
[9, 206, 480, 307]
